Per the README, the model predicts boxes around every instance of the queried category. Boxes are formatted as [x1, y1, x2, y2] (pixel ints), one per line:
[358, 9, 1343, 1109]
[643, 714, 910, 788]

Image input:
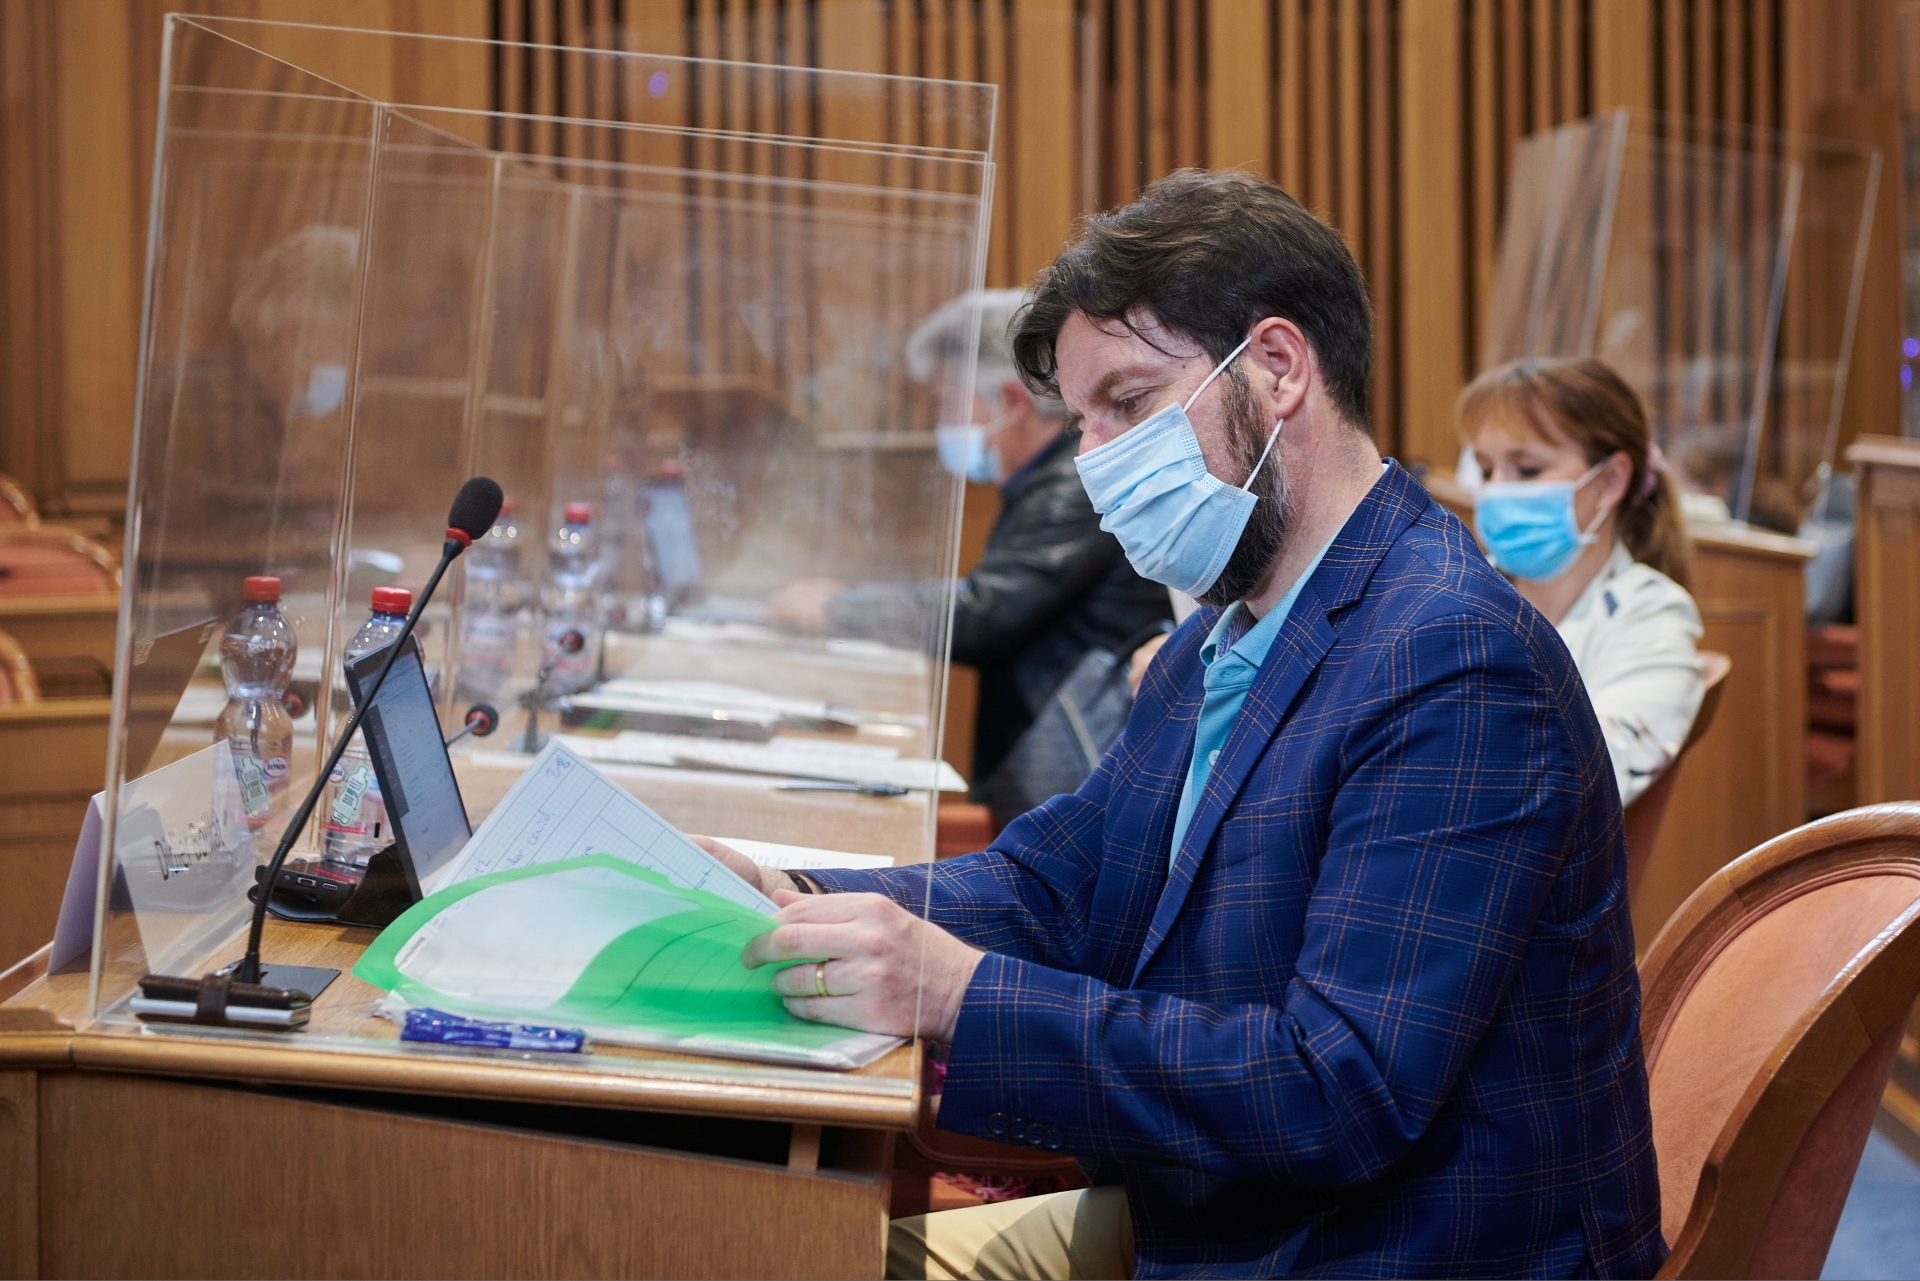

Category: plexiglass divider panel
[1483, 109, 1878, 532]
[94, 15, 993, 1089]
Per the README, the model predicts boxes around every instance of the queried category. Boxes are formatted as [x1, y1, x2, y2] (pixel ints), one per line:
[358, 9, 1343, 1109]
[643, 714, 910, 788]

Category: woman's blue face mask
[1073, 336, 1283, 598]
[1473, 459, 1611, 582]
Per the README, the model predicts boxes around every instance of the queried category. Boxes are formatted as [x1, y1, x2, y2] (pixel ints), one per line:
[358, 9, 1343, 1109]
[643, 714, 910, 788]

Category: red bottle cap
[371, 586, 413, 615]
[243, 576, 281, 602]
[563, 502, 591, 524]
[498, 496, 517, 517]
[656, 459, 684, 479]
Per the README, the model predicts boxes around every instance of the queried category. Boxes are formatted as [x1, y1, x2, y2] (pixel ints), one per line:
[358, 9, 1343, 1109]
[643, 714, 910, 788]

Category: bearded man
[702, 170, 1664, 1280]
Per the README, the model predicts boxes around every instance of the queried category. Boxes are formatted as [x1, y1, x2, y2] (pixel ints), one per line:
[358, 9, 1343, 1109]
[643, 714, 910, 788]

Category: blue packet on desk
[401, 1006, 588, 1053]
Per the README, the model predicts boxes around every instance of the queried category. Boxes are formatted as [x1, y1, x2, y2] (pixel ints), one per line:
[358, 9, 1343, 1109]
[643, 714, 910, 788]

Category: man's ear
[997, 378, 1031, 419]
[1245, 317, 1312, 422]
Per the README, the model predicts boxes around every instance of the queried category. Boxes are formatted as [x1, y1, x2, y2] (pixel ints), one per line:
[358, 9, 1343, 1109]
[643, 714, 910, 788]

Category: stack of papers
[354, 740, 905, 1070]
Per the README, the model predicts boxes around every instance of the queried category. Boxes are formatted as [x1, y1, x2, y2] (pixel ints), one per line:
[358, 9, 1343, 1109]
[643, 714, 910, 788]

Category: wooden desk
[1845, 435, 1920, 1167]
[1, 913, 917, 1278]
[1632, 523, 1815, 947]
[1847, 436, 1920, 805]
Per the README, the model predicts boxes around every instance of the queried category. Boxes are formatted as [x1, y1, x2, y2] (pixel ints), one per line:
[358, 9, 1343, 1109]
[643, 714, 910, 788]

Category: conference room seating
[0, 526, 118, 597]
[0, 628, 39, 705]
[1625, 651, 1732, 919]
[1638, 802, 1920, 1279]
[0, 472, 38, 526]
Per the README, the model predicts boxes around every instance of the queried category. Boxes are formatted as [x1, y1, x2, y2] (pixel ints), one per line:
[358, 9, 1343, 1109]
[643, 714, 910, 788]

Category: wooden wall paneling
[1849, 438, 1920, 805]
[37, 1072, 889, 1279]
[0, 697, 111, 971]
[1205, 0, 1270, 174]
[0, 1069, 36, 1280]
[980, 0, 1013, 285]
[1010, 0, 1077, 279]
[1144, 0, 1171, 186]
[1398, 0, 1466, 467]
[1632, 526, 1813, 950]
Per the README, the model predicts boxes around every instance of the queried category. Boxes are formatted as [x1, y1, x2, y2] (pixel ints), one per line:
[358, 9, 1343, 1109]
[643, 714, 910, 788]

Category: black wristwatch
[785, 870, 817, 894]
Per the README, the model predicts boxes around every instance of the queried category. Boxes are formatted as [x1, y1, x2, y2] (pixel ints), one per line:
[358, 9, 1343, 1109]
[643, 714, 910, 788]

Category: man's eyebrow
[1087, 363, 1165, 401]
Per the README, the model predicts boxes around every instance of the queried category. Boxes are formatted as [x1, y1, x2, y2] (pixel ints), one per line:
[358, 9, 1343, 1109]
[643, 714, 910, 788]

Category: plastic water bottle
[457, 497, 522, 701]
[320, 586, 411, 866]
[541, 501, 601, 694]
[215, 576, 298, 827]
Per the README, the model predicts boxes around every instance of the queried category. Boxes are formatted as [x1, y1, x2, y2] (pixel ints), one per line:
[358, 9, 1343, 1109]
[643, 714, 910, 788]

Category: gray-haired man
[769, 288, 1171, 796]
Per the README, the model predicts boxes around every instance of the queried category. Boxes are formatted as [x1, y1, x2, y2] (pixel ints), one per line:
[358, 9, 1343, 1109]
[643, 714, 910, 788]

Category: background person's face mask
[1074, 335, 1283, 597]
[936, 410, 1013, 484]
[1473, 459, 1610, 582]
[298, 363, 347, 417]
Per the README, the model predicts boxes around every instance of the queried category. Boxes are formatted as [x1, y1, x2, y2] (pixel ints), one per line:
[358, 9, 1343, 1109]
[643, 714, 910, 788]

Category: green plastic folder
[354, 855, 899, 1069]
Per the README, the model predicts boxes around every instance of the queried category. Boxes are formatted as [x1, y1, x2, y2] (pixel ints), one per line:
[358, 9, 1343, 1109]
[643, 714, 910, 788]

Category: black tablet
[344, 637, 471, 898]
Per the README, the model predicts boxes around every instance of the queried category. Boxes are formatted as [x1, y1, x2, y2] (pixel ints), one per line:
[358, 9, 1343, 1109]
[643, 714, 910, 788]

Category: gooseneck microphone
[226, 477, 502, 990]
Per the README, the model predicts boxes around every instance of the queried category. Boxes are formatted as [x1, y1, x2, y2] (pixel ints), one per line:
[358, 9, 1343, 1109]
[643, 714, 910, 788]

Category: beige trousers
[886, 1186, 1134, 1280]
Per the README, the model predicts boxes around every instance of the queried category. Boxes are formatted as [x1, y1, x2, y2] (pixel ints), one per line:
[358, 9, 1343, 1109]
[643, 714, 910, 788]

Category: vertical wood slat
[1469, 0, 1500, 373]
[1175, 0, 1203, 170]
[1399, 0, 1466, 466]
[1278, 0, 1305, 195]
[1112, 0, 1142, 204]
[980, 0, 1012, 285]
[1206, 0, 1271, 174]
[1337, 0, 1363, 235]
[1011, 0, 1078, 278]
[1366, 0, 1397, 450]
[1144, 0, 1171, 181]
[1306, 0, 1333, 214]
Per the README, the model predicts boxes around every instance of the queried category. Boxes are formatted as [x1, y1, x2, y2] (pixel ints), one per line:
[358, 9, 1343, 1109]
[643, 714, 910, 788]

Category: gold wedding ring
[814, 961, 829, 998]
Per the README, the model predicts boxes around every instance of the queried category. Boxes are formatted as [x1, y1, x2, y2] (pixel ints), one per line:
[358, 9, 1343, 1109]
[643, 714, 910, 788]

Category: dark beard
[1194, 367, 1291, 606]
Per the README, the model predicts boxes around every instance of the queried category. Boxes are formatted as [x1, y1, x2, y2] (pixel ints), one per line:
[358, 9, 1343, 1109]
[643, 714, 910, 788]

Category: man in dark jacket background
[768, 289, 1170, 790]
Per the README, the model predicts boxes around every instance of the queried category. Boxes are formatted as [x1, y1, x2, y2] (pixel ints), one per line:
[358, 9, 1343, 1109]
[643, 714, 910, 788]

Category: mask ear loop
[1179, 335, 1254, 414]
[1240, 417, 1284, 492]
[1572, 456, 1617, 541]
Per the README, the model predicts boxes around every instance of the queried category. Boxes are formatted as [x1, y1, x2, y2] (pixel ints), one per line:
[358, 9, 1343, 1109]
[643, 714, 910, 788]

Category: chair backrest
[1625, 651, 1732, 906]
[0, 528, 118, 599]
[1639, 803, 1920, 1279]
[0, 474, 37, 527]
[0, 629, 37, 706]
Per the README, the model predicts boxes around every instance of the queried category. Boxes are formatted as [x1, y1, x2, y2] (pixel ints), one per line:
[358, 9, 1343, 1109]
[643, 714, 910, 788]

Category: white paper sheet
[558, 731, 967, 793]
[713, 837, 894, 871]
[434, 739, 776, 913]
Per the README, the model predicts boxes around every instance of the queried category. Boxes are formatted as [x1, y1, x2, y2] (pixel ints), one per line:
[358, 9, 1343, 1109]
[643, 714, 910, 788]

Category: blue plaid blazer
[817, 463, 1664, 1278]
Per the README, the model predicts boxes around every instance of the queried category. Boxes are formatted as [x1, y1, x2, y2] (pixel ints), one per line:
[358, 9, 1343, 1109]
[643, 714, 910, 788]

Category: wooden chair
[1625, 651, 1732, 908]
[0, 629, 39, 706]
[0, 473, 38, 526]
[1639, 803, 1920, 1278]
[0, 527, 118, 598]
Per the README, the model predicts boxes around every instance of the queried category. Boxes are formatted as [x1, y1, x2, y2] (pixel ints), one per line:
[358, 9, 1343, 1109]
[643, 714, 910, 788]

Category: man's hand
[765, 577, 845, 634]
[744, 891, 984, 1041]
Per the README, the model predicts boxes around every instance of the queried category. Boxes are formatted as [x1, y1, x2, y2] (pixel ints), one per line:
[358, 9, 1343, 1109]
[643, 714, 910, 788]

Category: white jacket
[1553, 542, 1705, 806]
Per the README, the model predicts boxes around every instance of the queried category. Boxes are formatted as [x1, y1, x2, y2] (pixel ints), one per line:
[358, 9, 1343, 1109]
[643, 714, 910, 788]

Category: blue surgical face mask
[1473, 460, 1611, 582]
[1073, 336, 1283, 597]
[936, 410, 1012, 484]
[300, 363, 347, 417]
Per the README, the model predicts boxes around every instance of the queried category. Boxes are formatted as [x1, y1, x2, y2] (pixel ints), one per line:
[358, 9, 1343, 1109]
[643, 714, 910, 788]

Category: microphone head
[556, 630, 585, 654]
[447, 477, 505, 544]
[464, 703, 499, 737]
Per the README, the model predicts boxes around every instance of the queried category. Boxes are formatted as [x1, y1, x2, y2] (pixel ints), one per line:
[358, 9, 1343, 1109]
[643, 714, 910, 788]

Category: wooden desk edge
[0, 1022, 917, 1127]
[1845, 435, 1920, 469]
[0, 593, 119, 617]
[2, 946, 915, 1129]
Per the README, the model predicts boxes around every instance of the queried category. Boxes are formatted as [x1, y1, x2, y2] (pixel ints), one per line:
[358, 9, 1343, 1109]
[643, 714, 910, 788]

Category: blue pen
[400, 1007, 588, 1053]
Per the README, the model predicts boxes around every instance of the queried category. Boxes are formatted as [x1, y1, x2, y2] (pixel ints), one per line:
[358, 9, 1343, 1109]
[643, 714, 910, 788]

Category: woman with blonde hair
[1459, 356, 1704, 805]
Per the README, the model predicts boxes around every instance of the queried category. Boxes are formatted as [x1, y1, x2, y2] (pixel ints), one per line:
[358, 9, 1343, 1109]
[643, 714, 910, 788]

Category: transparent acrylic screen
[93, 16, 992, 1087]
[1484, 110, 1877, 530]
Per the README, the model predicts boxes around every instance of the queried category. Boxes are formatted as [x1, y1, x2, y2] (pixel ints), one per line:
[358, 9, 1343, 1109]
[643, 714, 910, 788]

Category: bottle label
[329, 764, 374, 827]
[263, 756, 289, 780]
[234, 754, 272, 818]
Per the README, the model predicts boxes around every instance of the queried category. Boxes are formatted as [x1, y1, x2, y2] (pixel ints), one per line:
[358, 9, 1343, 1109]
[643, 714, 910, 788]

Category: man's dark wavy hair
[1011, 169, 1373, 429]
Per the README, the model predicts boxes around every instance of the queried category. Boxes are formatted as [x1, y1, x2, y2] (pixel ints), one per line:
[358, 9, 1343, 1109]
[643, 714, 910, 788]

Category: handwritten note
[435, 740, 776, 914]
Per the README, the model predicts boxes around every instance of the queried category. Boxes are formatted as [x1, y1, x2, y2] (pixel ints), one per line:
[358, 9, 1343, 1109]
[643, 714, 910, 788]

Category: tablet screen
[346, 637, 471, 897]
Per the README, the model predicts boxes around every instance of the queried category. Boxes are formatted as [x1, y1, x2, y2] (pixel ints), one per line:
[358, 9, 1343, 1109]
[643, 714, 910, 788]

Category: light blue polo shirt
[1167, 534, 1338, 864]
